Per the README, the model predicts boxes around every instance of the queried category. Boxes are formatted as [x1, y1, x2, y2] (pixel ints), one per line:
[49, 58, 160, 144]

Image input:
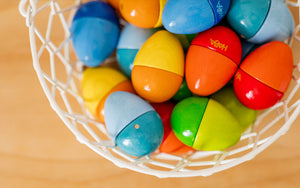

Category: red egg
[185, 26, 242, 96]
[151, 102, 194, 155]
[234, 41, 294, 110]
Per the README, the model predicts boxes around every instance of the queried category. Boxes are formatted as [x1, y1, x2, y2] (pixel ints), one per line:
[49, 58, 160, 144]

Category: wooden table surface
[1, 1, 300, 188]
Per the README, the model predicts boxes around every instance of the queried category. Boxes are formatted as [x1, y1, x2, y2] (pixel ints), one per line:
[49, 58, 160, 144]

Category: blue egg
[72, 1, 119, 24]
[162, 0, 230, 34]
[71, 1, 120, 67]
[104, 91, 164, 157]
[116, 111, 163, 157]
[227, 0, 294, 44]
[116, 24, 158, 77]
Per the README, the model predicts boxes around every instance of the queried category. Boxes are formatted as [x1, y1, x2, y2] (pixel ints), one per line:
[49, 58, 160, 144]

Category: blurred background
[1, 1, 300, 187]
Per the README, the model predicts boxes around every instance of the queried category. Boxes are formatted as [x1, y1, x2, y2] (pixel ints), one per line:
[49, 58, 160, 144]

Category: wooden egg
[132, 30, 185, 103]
[162, 0, 231, 34]
[107, 0, 119, 10]
[233, 41, 294, 110]
[185, 26, 242, 96]
[117, 24, 158, 77]
[211, 85, 257, 132]
[227, 0, 294, 43]
[70, 1, 120, 67]
[119, 0, 167, 28]
[105, 92, 164, 157]
[151, 102, 194, 154]
[171, 97, 242, 151]
[81, 67, 135, 122]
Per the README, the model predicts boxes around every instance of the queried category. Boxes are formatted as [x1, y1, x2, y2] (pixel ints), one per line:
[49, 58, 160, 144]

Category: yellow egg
[132, 30, 184, 103]
[81, 67, 135, 121]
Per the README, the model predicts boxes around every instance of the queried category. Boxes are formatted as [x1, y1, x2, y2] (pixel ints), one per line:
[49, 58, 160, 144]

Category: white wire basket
[19, 0, 300, 178]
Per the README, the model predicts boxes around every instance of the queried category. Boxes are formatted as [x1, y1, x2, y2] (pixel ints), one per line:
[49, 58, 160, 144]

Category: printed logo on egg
[210, 38, 228, 51]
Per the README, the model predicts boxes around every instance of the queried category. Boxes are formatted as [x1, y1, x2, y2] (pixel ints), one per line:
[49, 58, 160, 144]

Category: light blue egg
[116, 24, 158, 77]
[247, 0, 294, 43]
[104, 91, 154, 139]
[104, 91, 164, 157]
[162, 0, 230, 34]
[227, 0, 294, 44]
[227, 0, 270, 40]
[117, 24, 158, 49]
[70, 1, 120, 67]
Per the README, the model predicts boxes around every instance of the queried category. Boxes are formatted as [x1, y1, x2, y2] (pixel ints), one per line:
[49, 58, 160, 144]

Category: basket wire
[19, 0, 300, 178]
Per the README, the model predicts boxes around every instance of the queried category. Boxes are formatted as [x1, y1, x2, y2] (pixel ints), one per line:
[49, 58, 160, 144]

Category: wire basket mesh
[19, 0, 300, 178]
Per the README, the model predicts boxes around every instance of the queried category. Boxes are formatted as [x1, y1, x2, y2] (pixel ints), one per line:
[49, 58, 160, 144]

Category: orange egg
[234, 41, 294, 110]
[119, 0, 167, 28]
[107, 0, 119, 10]
[159, 131, 194, 155]
[132, 30, 185, 103]
[185, 26, 242, 96]
[151, 102, 194, 155]
[240, 41, 293, 93]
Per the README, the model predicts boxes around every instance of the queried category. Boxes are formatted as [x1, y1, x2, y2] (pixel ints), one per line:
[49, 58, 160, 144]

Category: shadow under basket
[19, 0, 300, 178]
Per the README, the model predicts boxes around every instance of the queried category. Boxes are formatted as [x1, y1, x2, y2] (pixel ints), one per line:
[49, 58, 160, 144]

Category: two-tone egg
[119, 0, 167, 28]
[185, 26, 242, 96]
[116, 24, 158, 78]
[171, 97, 242, 151]
[211, 86, 257, 132]
[81, 67, 135, 123]
[105, 92, 164, 157]
[107, 0, 119, 10]
[233, 41, 294, 110]
[132, 30, 185, 103]
[151, 102, 194, 155]
[227, 0, 294, 43]
[70, 1, 120, 67]
[162, 0, 231, 34]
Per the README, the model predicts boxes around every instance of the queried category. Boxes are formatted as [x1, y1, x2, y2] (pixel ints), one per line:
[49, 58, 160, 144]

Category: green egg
[211, 86, 257, 132]
[170, 97, 208, 146]
[171, 97, 242, 151]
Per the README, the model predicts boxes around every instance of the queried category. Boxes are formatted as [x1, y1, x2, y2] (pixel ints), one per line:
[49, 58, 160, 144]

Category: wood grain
[0, 1, 300, 188]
